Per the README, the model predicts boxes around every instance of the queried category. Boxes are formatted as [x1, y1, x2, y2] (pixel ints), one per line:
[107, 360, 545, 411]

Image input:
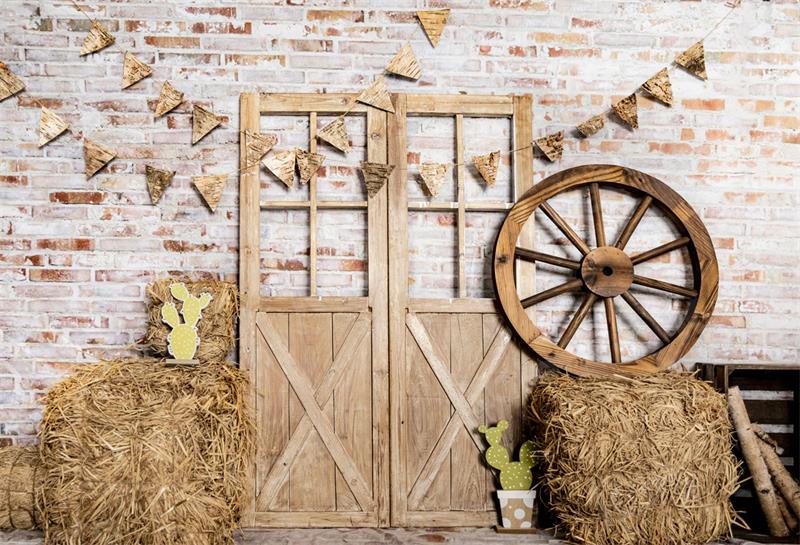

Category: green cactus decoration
[161, 282, 212, 360]
[478, 420, 536, 491]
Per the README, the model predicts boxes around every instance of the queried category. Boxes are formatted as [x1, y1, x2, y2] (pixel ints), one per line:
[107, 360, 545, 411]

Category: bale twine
[530, 372, 740, 545]
[142, 279, 238, 364]
[39, 358, 254, 545]
[0, 446, 43, 530]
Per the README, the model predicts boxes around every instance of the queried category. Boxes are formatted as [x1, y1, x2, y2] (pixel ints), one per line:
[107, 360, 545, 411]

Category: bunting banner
[155, 80, 184, 118]
[675, 40, 708, 80]
[417, 9, 449, 48]
[385, 43, 422, 80]
[193, 175, 227, 212]
[244, 130, 277, 168]
[38, 107, 69, 147]
[473, 151, 500, 187]
[612, 94, 639, 129]
[296, 149, 326, 184]
[121, 51, 152, 89]
[356, 75, 395, 113]
[641, 68, 674, 106]
[317, 116, 350, 152]
[576, 113, 605, 138]
[192, 105, 223, 145]
[360, 162, 394, 197]
[83, 138, 116, 178]
[420, 163, 448, 197]
[80, 21, 115, 56]
[145, 165, 175, 205]
[263, 149, 296, 188]
[534, 131, 564, 162]
[0, 61, 24, 101]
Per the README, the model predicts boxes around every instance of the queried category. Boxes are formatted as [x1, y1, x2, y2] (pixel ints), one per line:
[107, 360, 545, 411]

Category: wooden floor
[0, 529, 769, 544]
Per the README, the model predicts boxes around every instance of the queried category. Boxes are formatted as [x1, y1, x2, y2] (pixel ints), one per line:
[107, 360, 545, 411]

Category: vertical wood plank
[239, 92, 261, 525]
[455, 114, 466, 298]
[309, 112, 318, 296]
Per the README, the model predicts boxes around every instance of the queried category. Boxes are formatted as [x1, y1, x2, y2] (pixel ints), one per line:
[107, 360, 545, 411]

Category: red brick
[36, 238, 94, 251]
[682, 99, 725, 111]
[49, 192, 105, 205]
[30, 269, 91, 282]
[144, 36, 200, 48]
[307, 10, 364, 22]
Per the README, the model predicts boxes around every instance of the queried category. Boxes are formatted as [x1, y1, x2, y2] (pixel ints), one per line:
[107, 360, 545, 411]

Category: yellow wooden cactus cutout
[160, 282, 212, 362]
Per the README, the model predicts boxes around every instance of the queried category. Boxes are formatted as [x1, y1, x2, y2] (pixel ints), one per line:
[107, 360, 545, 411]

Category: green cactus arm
[499, 462, 533, 490]
[161, 302, 180, 328]
[169, 282, 190, 302]
[518, 440, 537, 469]
[197, 292, 212, 309]
[485, 445, 510, 471]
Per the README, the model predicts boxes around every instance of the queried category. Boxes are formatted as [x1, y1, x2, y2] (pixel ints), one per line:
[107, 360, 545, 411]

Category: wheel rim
[493, 164, 718, 377]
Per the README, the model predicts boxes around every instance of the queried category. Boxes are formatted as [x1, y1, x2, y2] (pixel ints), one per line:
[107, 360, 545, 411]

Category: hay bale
[530, 372, 739, 545]
[0, 446, 43, 530]
[39, 358, 254, 545]
[143, 279, 238, 364]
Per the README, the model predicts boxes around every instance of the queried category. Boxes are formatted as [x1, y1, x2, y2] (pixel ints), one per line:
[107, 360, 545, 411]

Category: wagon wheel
[494, 164, 718, 377]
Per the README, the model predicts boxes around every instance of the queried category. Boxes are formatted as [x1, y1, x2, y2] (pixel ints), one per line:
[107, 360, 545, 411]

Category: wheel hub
[580, 246, 633, 297]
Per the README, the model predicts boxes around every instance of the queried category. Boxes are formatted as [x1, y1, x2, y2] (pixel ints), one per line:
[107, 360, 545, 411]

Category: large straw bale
[142, 279, 238, 364]
[530, 372, 739, 545]
[0, 446, 43, 530]
[39, 358, 254, 545]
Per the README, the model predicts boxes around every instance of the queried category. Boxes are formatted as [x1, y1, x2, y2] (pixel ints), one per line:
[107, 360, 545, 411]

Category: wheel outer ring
[493, 164, 718, 377]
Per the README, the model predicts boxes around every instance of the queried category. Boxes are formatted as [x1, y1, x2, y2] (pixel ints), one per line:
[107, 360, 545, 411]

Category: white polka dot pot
[497, 489, 536, 530]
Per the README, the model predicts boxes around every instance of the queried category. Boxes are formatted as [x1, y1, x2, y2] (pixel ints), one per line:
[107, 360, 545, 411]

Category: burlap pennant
[0, 61, 24, 101]
[675, 40, 707, 80]
[38, 107, 69, 147]
[385, 43, 421, 80]
[356, 75, 395, 113]
[145, 165, 175, 205]
[155, 80, 184, 118]
[244, 130, 277, 168]
[263, 149, 296, 188]
[576, 113, 605, 138]
[296, 149, 326, 184]
[360, 162, 394, 198]
[611, 94, 639, 129]
[534, 131, 564, 162]
[80, 20, 115, 56]
[641, 68, 673, 106]
[192, 105, 223, 145]
[472, 151, 500, 187]
[420, 163, 448, 197]
[417, 9, 449, 47]
[193, 175, 227, 212]
[83, 138, 116, 178]
[317, 116, 350, 152]
[121, 51, 152, 89]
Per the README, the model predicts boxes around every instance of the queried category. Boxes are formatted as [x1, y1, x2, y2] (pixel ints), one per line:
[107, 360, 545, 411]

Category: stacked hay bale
[0, 446, 44, 530]
[530, 372, 740, 545]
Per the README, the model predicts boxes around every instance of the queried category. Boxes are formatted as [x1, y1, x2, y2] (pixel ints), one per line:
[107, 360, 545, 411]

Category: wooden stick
[756, 427, 800, 519]
[728, 386, 790, 537]
[776, 494, 799, 534]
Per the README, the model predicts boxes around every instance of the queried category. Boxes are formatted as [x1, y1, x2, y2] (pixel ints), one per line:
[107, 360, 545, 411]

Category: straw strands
[0, 446, 43, 530]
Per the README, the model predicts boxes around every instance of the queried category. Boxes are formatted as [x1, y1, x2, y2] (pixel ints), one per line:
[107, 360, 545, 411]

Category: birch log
[776, 495, 799, 533]
[756, 428, 800, 519]
[752, 423, 785, 455]
[728, 386, 790, 537]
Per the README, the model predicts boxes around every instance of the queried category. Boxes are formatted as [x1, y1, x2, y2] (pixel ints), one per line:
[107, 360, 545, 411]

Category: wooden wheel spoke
[604, 298, 621, 363]
[630, 237, 691, 265]
[589, 183, 606, 247]
[521, 278, 583, 309]
[558, 292, 598, 348]
[515, 247, 580, 270]
[620, 291, 670, 344]
[615, 195, 652, 250]
[540, 202, 591, 255]
[632, 275, 697, 298]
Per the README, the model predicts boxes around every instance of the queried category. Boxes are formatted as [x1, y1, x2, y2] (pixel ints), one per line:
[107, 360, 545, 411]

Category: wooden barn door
[388, 95, 535, 526]
[239, 93, 390, 527]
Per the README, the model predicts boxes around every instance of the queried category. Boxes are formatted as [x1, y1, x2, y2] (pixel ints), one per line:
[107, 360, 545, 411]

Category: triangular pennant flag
[675, 40, 707, 80]
[641, 68, 673, 106]
[356, 75, 395, 113]
[193, 175, 227, 212]
[83, 138, 116, 178]
[416, 9, 449, 48]
[38, 107, 69, 147]
[80, 20, 115, 56]
[263, 149, 296, 188]
[534, 131, 564, 162]
[576, 113, 605, 138]
[611, 94, 639, 129]
[155, 80, 184, 117]
[472, 151, 500, 187]
[385, 43, 421, 80]
[192, 105, 223, 145]
[317, 116, 350, 153]
[296, 149, 325, 184]
[145, 165, 175, 205]
[419, 163, 448, 197]
[244, 130, 277, 168]
[121, 51, 152, 89]
[0, 61, 25, 101]
[360, 162, 394, 198]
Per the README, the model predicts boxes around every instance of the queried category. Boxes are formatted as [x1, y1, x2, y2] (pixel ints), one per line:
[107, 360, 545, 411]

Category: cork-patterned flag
[317, 116, 350, 153]
[193, 175, 227, 212]
[385, 43, 422, 80]
[356, 75, 395, 113]
[263, 149, 296, 188]
[0, 61, 24, 101]
[121, 51, 152, 89]
[420, 163, 448, 197]
[675, 40, 707, 80]
[360, 162, 394, 198]
[38, 107, 69, 147]
[244, 130, 278, 169]
[534, 131, 564, 162]
[416, 9, 449, 48]
[473, 151, 500, 187]
[145, 165, 175, 205]
[192, 105, 224, 145]
[611, 94, 638, 130]
[83, 138, 116, 178]
[155, 80, 184, 118]
[641, 68, 673, 106]
[296, 149, 326, 184]
[576, 113, 605, 138]
[80, 21, 115, 56]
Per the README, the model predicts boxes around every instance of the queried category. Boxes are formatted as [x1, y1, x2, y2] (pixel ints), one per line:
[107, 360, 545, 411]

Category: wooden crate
[698, 362, 800, 542]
